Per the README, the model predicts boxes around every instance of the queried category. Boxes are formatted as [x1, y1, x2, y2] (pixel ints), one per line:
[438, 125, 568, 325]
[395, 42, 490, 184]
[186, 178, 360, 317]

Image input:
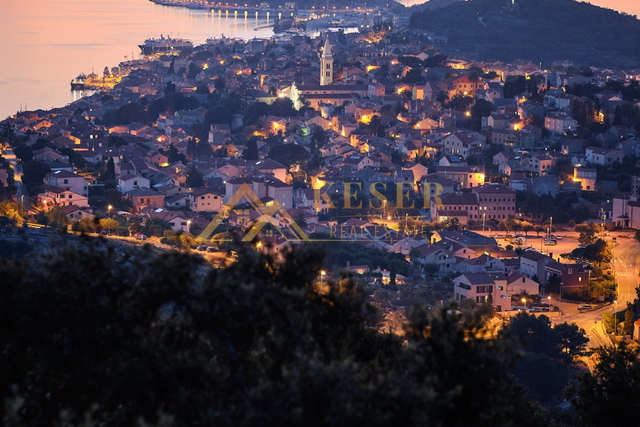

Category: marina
[0, 0, 275, 119]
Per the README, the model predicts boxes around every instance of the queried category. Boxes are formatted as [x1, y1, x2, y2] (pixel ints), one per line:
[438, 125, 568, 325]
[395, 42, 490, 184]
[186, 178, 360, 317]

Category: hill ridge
[410, 0, 640, 67]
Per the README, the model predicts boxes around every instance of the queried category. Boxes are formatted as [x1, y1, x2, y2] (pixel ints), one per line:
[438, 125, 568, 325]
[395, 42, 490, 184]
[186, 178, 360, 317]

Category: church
[289, 35, 367, 110]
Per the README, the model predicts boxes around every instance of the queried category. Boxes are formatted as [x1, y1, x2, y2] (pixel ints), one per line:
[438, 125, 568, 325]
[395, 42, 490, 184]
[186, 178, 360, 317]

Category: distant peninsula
[150, 0, 400, 10]
[410, 0, 640, 68]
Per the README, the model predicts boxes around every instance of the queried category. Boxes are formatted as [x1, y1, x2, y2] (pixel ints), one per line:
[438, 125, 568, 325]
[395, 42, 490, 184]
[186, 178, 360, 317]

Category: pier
[149, 0, 372, 16]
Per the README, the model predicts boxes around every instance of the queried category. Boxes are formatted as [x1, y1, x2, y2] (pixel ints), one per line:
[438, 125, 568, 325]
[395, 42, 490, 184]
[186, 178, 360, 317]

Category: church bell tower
[320, 36, 333, 86]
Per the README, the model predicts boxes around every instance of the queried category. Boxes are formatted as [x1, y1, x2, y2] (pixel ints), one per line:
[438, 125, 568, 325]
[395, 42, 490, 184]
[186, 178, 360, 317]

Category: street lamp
[107, 205, 113, 235]
[187, 219, 191, 233]
[320, 270, 326, 283]
[547, 295, 552, 312]
[521, 297, 527, 310]
[585, 265, 593, 302]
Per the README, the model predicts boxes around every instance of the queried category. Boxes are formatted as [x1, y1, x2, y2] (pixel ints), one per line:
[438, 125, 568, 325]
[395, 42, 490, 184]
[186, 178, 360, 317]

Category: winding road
[551, 237, 640, 347]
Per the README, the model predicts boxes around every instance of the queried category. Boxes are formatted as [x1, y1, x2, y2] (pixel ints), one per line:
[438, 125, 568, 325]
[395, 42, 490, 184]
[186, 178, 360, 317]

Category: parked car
[555, 235, 563, 240]
[206, 246, 217, 252]
[578, 304, 593, 312]
[197, 244, 208, 251]
[135, 234, 147, 240]
[545, 240, 557, 246]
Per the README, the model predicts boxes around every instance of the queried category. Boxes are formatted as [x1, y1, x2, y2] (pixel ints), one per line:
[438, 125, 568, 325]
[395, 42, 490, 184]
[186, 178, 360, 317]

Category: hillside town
[2, 23, 640, 317]
[6, 0, 640, 423]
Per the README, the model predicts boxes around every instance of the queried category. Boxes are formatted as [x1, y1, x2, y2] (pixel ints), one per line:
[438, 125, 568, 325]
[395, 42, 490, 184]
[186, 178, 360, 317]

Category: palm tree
[292, 212, 308, 228]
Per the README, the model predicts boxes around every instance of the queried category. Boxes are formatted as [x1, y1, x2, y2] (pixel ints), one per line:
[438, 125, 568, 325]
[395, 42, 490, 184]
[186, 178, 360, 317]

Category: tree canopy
[566, 343, 640, 426]
[0, 239, 567, 426]
[409, 0, 640, 67]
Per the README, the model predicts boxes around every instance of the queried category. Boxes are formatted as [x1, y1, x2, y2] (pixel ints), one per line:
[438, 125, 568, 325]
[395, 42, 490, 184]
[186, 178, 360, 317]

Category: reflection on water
[0, 0, 273, 118]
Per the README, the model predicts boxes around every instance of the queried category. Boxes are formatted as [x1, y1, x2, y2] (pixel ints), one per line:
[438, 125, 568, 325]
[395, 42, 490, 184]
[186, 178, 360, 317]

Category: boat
[283, 27, 306, 35]
[138, 35, 193, 55]
[328, 18, 360, 28]
[273, 17, 294, 33]
[70, 73, 86, 90]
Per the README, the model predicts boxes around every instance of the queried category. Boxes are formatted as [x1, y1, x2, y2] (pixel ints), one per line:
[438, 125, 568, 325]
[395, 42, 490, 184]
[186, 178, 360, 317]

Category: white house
[191, 189, 224, 212]
[506, 272, 540, 296]
[453, 272, 513, 312]
[266, 178, 293, 209]
[519, 251, 553, 283]
[521, 153, 553, 176]
[118, 174, 151, 193]
[442, 131, 485, 159]
[544, 112, 577, 135]
[585, 146, 624, 166]
[45, 170, 88, 197]
[40, 187, 89, 209]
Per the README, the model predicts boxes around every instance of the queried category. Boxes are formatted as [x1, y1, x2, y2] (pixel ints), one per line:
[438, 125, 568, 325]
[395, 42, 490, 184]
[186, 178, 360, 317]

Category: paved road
[549, 235, 639, 347]
[1, 147, 32, 212]
[480, 229, 640, 347]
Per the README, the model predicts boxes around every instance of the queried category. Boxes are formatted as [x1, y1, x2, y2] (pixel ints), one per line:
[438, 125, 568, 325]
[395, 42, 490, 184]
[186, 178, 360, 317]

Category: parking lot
[487, 230, 632, 262]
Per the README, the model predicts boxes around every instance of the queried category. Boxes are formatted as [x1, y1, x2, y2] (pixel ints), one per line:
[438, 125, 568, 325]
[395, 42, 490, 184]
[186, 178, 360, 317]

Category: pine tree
[186, 138, 198, 160]
[389, 262, 397, 287]
[624, 303, 635, 336]
[196, 139, 213, 157]
[105, 157, 115, 181]
[243, 139, 259, 160]
[186, 164, 204, 188]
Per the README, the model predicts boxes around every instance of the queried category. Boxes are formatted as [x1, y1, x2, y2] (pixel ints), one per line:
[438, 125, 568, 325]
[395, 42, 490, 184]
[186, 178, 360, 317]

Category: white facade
[585, 147, 624, 166]
[320, 37, 334, 86]
[544, 113, 577, 135]
[45, 170, 88, 197]
[192, 192, 223, 212]
[118, 175, 151, 193]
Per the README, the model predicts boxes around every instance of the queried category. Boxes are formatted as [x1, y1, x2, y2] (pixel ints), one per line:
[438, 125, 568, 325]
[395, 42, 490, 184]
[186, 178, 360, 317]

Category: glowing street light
[521, 297, 527, 310]
[108, 205, 114, 235]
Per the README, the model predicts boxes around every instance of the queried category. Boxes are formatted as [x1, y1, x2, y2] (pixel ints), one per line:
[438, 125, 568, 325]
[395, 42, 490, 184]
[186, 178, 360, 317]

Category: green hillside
[410, 0, 640, 67]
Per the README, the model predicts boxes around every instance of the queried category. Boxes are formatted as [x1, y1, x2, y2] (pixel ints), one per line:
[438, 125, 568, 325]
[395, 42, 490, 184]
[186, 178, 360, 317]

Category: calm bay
[0, 0, 273, 119]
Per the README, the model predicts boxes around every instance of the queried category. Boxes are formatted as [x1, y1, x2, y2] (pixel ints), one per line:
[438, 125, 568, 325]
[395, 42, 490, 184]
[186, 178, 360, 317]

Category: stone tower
[320, 35, 333, 86]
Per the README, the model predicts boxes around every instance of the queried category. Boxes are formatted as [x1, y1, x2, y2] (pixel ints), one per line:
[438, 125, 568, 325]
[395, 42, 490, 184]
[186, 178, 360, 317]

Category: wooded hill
[410, 0, 640, 67]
